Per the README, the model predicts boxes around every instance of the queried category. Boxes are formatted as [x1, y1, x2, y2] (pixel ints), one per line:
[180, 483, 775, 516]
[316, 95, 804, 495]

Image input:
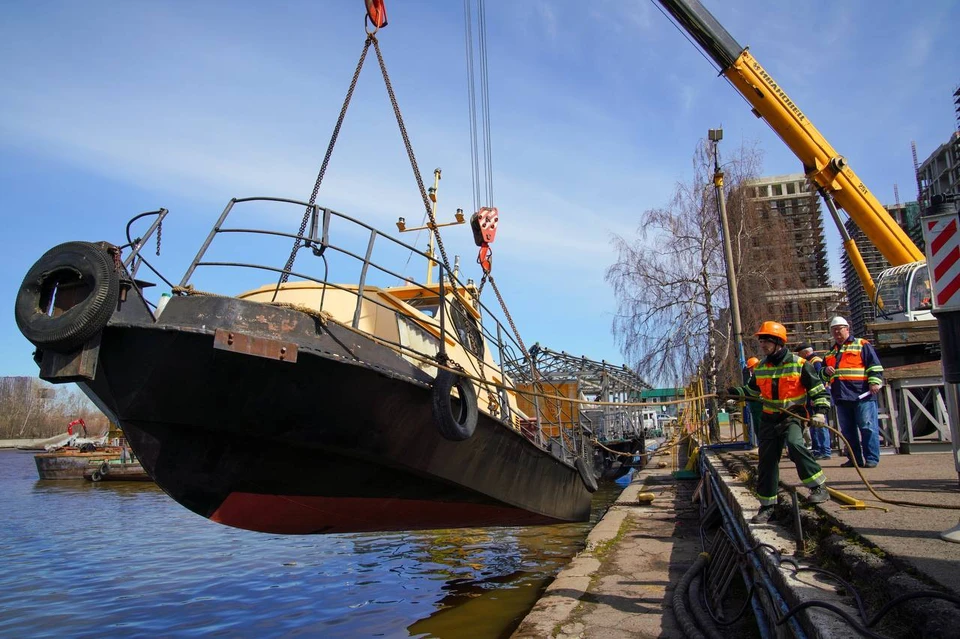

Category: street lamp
[710, 128, 754, 445]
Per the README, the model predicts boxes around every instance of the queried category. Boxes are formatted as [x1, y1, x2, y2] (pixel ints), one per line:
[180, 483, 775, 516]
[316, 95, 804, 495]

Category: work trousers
[835, 400, 880, 466]
[810, 425, 831, 458]
[756, 417, 825, 507]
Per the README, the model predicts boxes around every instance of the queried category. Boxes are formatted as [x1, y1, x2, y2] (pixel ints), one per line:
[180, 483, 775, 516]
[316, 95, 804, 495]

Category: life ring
[15, 241, 119, 353]
[575, 457, 598, 493]
[431, 369, 478, 441]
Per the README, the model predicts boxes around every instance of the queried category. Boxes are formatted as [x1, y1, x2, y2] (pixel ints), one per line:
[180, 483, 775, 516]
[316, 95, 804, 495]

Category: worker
[795, 343, 831, 460]
[723, 321, 831, 523]
[822, 316, 884, 468]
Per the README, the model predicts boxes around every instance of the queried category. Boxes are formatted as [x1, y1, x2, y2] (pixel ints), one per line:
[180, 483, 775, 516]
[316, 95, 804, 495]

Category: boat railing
[164, 196, 589, 464]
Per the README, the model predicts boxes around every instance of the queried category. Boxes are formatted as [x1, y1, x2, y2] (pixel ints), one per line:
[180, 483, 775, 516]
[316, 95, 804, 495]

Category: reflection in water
[1, 451, 622, 638]
[406, 482, 623, 638]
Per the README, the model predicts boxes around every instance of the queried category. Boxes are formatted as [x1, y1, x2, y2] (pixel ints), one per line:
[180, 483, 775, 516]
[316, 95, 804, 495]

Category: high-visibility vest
[754, 354, 808, 415]
[824, 339, 869, 384]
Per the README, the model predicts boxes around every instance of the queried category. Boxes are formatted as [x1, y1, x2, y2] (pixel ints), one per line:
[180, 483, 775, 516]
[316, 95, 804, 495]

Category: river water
[0, 450, 625, 638]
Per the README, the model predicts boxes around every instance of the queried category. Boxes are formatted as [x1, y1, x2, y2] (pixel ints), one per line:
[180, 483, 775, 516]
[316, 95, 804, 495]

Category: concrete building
[745, 173, 829, 289]
[745, 173, 844, 351]
[918, 130, 960, 203]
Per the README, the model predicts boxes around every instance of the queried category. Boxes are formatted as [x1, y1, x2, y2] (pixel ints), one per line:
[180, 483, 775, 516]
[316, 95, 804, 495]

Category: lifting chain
[156, 220, 162, 256]
[280, 32, 452, 286]
[487, 274, 528, 359]
[279, 36, 375, 286]
[371, 37, 451, 275]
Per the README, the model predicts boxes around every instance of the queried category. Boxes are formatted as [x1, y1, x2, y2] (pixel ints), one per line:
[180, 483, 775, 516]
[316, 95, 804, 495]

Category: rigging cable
[464, 0, 495, 210]
[463, 0, 481, 214]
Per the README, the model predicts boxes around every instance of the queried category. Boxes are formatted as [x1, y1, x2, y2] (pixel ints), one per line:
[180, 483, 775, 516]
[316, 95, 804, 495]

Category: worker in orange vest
[723, 321, 831, 523]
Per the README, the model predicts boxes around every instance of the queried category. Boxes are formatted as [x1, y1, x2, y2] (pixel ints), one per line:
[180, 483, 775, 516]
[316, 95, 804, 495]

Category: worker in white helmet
[822, 316, 884, 468]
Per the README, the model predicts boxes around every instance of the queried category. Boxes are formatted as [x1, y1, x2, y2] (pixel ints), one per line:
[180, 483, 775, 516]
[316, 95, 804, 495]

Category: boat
[503, 346, 651, 483]
[13, 10, 598, 533]
[13, 195, 598, 533]
[34, 443, 123, 480]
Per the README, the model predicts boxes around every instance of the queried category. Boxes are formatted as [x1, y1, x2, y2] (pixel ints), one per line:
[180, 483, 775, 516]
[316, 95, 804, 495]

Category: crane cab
[872, 262, 934, 323]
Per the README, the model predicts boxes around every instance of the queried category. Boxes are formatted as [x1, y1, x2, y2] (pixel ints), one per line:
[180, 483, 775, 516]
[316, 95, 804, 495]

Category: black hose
[689, 572, 725, 639]
[673, 552, 708, 639]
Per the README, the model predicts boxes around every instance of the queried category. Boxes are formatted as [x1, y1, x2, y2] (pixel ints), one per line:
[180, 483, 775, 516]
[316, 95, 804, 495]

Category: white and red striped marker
[922, 211, 960, 312]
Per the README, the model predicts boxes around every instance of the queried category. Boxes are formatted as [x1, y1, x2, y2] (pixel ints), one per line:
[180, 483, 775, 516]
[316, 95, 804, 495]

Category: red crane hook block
[470, 207, 498, 247]
[365, 0, 388, 29]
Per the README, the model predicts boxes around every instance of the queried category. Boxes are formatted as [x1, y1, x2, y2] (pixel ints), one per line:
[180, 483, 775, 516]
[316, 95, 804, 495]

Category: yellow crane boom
[656, 0, 925, 302]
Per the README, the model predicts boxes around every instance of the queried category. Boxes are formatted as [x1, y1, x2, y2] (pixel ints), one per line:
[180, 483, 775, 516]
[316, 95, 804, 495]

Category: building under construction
[744, 173, 845, 352]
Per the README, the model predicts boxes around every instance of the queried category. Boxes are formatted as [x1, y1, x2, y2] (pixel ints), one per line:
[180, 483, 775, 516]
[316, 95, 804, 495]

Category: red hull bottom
[210, 492, 564, 534]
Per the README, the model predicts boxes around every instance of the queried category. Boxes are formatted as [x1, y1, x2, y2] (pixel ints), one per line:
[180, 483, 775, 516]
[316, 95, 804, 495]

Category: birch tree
[606, 139, 765, 439]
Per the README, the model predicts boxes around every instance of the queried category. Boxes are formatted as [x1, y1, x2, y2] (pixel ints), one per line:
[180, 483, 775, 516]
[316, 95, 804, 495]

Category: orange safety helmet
[755, 321, 787, 343]
[746, 356, 760, 369]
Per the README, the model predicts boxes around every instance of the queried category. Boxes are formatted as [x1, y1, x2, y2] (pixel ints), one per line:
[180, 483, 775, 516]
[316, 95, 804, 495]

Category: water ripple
[0, 450, 618, 637]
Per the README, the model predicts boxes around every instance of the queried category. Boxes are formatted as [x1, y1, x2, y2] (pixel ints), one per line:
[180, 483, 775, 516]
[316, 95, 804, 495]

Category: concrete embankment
[515, 444, 960, 638]
[513, 450, 707, 638]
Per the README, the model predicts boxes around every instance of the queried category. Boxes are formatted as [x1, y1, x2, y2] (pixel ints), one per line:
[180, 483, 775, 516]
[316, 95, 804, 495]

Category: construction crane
[654, 0, 931, 325]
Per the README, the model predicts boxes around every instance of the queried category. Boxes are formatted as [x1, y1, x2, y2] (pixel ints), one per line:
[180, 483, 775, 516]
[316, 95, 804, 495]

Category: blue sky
[2, 1, 958, 379]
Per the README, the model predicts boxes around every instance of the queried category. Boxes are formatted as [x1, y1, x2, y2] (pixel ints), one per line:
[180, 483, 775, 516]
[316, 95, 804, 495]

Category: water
[0, 450, 621, 638]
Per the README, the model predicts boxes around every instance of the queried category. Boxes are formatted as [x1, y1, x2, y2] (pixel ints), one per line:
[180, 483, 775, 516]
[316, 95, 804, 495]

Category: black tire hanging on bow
[14, 241, 119, 353]
[431, 369, 478, 442]
[575, 457, 599, 493]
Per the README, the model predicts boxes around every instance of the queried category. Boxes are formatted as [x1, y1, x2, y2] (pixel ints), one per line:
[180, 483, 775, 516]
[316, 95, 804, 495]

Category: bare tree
[607, 141, 729, 382]
[607, 138, 770, 438]
[0, 378, 110, 439]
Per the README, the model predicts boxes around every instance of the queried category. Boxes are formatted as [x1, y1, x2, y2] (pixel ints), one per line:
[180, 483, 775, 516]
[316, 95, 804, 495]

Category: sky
[1, 0, 958, 381]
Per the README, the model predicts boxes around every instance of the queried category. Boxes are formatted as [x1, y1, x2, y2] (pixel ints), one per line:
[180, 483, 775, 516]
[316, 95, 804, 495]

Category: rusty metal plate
[213, 328, 298, 363]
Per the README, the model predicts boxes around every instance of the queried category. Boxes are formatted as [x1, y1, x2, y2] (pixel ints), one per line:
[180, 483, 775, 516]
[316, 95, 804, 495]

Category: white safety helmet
[829, 316, 849, 328]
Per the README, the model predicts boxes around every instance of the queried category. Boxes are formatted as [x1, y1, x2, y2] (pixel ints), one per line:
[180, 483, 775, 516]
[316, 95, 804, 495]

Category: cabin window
[449, 300, 484, 358]
[407, 296, 441, 318]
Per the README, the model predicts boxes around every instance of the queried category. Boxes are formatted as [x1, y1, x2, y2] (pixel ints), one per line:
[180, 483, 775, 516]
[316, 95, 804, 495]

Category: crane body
[656, 0, 927, 312]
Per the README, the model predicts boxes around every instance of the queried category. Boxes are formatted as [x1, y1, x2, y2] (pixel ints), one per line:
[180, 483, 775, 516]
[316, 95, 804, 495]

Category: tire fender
[15, 241, 119, 353]
[431, 369, 478, 442]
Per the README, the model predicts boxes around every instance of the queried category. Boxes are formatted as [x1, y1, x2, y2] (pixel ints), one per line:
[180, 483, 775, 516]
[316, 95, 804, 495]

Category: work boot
[808, 485, 829, 504]
[751, 506, 776, 524]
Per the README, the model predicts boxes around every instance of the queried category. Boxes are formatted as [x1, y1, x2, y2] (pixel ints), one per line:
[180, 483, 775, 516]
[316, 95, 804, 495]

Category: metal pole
[710, 130, 754, 445]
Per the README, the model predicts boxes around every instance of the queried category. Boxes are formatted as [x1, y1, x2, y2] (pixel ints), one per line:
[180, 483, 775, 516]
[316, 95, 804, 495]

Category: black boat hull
[66, 295, 593, 534]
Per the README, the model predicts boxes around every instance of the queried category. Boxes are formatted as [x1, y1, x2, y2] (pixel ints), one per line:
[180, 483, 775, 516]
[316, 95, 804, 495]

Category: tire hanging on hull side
[431, 369, 478, 441]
